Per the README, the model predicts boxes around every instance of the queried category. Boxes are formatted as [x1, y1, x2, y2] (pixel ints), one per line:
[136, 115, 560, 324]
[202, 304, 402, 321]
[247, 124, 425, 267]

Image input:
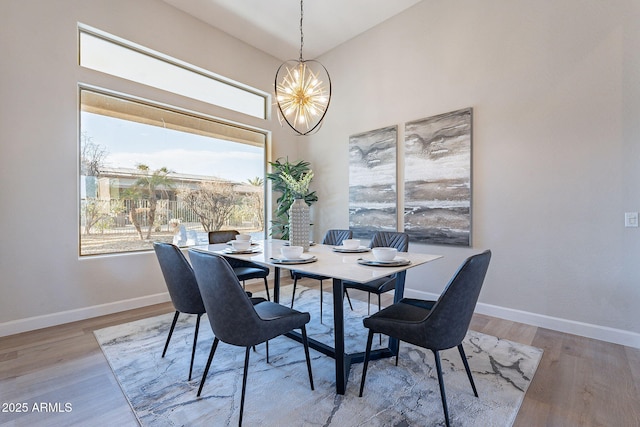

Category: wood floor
[1, 278, 639, 427]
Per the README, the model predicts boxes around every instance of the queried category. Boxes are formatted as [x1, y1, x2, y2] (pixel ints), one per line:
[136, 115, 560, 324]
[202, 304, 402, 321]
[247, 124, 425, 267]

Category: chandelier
[275, 0, 331, 136]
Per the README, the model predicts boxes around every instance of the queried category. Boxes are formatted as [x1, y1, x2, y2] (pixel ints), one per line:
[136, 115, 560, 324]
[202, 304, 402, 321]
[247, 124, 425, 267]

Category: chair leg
[458, 344, 478, 397]
[358, 330, 375, 397]
[189, 313, 202, 381]
[162, 311, 180, 358]
[263, 277, 270, 301]
[396, 341, 400, 366]
[197, 337, 219, 397]
[378, 294, 382, 345]
[367, 292, 371, 315]
[319, 280, 324, 324]
[433, 350, 451, 427]
[240, 347, 251, 427]
[301, 325, 314, 390]
[290, 277, 298, 308]
[344, 289, 354, 310]
[265, 340, 269, 363]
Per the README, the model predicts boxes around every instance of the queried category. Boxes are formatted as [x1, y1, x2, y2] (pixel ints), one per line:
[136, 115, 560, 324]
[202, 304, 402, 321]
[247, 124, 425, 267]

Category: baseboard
[404, 289, 640, 350]
[5, 287, 639, 350]
[0, 292, 171, 338]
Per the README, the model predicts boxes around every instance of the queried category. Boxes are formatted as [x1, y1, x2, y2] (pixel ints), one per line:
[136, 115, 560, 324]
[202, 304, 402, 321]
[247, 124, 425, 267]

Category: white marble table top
[192, 239, 443, 284]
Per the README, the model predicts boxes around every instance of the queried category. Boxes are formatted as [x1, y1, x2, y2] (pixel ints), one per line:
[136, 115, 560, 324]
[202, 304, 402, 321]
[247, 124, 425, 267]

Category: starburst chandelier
[275, 0, 331, 136]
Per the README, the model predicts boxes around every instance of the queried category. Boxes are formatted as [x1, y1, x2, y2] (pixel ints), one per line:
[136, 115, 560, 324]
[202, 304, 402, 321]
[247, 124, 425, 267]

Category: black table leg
[285, 269, 409, 395]
[332, 277, 347, 394]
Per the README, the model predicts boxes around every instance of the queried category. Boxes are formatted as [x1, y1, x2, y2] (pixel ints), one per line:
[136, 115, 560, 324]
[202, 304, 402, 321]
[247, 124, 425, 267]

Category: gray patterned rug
[94, 285, 542, 426]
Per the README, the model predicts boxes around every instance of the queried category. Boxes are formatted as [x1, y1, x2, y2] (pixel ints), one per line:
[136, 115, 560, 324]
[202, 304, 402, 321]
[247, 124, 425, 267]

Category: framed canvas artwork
[349, 125, 397, 239]
[404, 108, 472, 246]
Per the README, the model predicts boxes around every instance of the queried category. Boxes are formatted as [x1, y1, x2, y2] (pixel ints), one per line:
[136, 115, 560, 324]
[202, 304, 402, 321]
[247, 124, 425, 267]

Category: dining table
[192, 239, 443, 394]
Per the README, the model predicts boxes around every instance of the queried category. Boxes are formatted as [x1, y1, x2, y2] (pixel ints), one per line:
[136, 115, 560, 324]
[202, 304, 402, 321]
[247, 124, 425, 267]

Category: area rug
[94, 285, 543, 426]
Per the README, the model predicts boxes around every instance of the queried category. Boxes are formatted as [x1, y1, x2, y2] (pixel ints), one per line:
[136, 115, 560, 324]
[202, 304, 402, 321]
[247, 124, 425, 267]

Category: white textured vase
[289, 198, 310, 251]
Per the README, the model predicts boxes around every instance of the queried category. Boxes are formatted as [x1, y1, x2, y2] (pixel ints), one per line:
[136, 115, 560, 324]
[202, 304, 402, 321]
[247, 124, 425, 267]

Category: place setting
[357, 247, 411, 267]
[331, 238, 370, 253]
[223, 234, 262, 254]
[270, 245, 317, 264]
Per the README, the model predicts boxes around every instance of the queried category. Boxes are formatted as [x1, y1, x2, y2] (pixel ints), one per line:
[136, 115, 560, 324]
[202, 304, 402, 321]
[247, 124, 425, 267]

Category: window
[80, 89, 266, 256]
[78, 25, 269, 256]
[79, 25, 268, 119]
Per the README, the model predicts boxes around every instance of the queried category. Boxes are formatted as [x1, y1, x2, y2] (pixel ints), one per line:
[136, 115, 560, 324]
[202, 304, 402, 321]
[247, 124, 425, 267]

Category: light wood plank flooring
[1, 278, 638, 426]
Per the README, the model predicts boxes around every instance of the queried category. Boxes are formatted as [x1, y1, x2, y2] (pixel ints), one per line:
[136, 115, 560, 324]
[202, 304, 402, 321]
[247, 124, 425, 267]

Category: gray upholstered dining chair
[343, 231, 409, 315]
[188, 249, 314, 427]
[153, 242, 206, 381]
[358, 250, 492, 427]
[290, 229, 354, 322]
[154, 242, 264, 381]
[209, 230, 271, 301]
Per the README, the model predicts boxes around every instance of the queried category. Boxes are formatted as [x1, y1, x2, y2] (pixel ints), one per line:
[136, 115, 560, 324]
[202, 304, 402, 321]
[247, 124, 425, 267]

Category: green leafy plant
[266, 157, 318, 239]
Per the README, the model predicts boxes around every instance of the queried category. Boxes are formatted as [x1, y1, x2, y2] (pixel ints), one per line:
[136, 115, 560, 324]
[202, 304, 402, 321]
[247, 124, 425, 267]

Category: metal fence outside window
[80, 198, 258, 235]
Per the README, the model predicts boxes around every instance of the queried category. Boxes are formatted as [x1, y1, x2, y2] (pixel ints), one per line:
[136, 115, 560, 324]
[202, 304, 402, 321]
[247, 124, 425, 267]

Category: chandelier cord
[299, 0, 304, 61]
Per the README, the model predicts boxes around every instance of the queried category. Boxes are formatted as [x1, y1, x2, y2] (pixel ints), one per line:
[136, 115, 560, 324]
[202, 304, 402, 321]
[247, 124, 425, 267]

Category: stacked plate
[332, 245, 370, 253]
[357, 257, 411, 267]
[270, 254, 317, 264]
[223, 247, 262, 254]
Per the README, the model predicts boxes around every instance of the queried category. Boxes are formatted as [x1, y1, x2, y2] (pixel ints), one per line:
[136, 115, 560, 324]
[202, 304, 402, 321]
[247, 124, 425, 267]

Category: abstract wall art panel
[349, 125, 397, 239]
[404, 108, 472, 246]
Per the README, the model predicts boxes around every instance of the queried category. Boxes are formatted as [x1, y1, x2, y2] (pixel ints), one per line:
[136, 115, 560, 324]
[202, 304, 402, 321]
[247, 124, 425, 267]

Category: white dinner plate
[222, 247, 262, 254]
[357, 257, 411, 267]
[332, 246, 370, 253]
[270, 254, 317, 264]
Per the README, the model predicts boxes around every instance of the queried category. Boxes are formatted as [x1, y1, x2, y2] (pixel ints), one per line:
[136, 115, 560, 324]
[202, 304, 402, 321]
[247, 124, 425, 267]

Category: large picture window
[79, 89, 266, 256]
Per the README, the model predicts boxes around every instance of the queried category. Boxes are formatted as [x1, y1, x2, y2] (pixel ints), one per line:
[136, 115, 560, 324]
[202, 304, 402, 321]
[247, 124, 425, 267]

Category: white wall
[2, 0, 638, 348]
[301, 0, 640, 346]
[0, 0, 299, 334]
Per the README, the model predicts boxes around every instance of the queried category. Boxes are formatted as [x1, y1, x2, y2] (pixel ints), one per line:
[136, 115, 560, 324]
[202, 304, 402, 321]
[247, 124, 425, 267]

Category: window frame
[77, 23, 271, 257]
[78, 23, 270, 120]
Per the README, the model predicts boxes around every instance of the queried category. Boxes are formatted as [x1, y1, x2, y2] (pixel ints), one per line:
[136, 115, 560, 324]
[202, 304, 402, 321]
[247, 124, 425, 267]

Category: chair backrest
[153, 242, 205, 315]
[370, 231, 409, 252]
[188, 249, 263, 347]
[322, 229, 353, 246]
[209, 230, 239, 244]
[421, 250, 492, 350]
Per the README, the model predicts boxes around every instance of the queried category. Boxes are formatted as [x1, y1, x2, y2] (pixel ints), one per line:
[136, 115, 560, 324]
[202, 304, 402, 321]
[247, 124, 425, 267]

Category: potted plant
[266, 157, 318, 240]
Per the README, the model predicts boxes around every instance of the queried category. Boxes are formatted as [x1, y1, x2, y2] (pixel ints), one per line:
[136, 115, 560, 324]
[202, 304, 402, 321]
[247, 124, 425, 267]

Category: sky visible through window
[82, 111, 264, 183]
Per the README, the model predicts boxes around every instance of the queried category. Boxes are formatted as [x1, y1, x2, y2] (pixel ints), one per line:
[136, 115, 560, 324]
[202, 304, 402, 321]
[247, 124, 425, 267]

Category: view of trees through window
[79, 89, 266, 256]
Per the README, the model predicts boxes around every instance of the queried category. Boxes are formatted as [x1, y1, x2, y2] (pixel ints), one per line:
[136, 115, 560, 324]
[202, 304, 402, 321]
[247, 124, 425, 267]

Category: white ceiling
[162, 0, 423, 61]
